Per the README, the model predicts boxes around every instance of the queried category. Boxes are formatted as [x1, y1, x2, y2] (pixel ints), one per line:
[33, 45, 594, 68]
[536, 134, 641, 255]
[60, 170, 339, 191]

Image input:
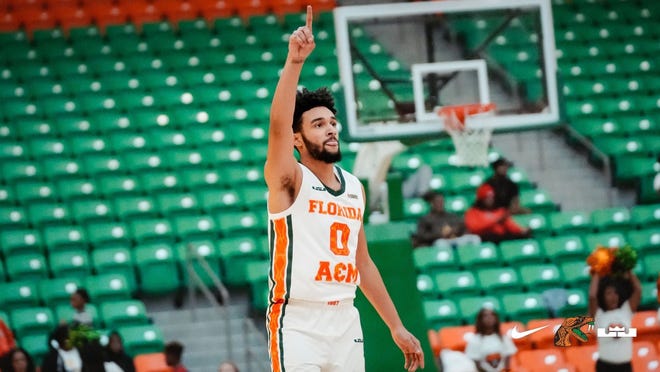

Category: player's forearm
[269, 59, 304, 135]
[358, 258, 404, 331]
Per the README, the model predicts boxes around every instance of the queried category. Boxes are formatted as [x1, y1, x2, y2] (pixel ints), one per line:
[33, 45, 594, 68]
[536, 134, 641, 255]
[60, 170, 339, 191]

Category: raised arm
[626, 271, 641, 312]
[265, 6, 315, 209]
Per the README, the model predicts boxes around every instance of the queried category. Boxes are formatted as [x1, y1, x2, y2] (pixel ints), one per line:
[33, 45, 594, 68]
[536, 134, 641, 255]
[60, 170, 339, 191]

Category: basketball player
[264, 5, 424, 372]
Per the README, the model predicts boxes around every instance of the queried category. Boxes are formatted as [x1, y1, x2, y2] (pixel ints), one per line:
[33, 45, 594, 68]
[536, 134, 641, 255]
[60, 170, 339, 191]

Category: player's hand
[391, 326, 424, 371]
[288, 5, 315, 63]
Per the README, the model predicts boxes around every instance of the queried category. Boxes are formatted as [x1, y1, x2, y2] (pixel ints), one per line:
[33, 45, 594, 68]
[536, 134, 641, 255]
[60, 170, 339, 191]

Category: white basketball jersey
[267, 163, 365, 303]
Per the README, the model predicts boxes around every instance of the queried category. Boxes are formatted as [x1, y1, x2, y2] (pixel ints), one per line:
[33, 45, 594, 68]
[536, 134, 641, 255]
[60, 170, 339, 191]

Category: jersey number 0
[329, 222, 350, 256]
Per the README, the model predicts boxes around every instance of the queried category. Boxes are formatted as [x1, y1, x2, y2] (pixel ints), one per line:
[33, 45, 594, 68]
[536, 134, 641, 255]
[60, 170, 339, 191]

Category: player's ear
[293, 132, 303, 149]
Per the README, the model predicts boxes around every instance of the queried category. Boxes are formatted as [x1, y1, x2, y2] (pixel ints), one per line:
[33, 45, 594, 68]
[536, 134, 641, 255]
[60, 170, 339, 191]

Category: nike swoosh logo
[510, 325, 550, 339]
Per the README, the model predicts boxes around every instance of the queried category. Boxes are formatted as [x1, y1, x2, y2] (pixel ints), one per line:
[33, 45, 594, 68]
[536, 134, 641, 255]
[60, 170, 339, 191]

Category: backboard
[333, 0, 560, 142]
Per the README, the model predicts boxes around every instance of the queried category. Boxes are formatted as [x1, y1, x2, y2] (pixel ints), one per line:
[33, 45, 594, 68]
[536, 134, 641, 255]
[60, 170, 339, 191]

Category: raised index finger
[306, 5, 313, 31]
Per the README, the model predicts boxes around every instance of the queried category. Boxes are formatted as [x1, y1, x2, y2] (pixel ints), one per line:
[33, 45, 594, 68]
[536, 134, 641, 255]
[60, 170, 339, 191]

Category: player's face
[298, 106, 342, 163]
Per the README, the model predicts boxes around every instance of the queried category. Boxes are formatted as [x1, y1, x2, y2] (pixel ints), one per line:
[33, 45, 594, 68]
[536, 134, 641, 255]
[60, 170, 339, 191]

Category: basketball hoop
[439, 103, 496, 167]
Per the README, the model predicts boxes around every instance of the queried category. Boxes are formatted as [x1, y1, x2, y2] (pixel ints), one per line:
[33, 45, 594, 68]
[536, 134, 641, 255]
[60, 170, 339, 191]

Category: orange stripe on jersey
[270, 217, 290, 302]
[267, 216, 292, 372]
[267, 302, 284, 372]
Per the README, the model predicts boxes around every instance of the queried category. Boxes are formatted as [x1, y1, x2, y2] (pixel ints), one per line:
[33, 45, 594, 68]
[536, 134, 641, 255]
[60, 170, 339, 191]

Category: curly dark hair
[475, 307, 502, 338]
[597, 275, 632, 310]
[292, 87, 337, 133]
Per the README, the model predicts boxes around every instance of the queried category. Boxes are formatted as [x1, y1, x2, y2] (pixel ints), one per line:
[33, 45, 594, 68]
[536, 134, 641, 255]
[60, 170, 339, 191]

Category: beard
[301, 135, 342, 164]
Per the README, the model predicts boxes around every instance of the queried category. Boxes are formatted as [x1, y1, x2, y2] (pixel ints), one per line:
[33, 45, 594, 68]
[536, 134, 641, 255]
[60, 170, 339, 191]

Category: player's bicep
[264, 130, 299, 189]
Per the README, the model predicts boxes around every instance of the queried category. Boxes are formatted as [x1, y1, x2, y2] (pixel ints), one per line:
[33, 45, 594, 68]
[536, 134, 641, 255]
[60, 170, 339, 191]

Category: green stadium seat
[53, 303, 100, 328]
[433, 271, 480, 299]
[0, 281, 40, 309]
[1, 160, 42, 183]
[476, 267, 523, 296]
[134, 244, 181, 295]
[423, 299, 461, 330]
[101, 300, 149, 330]
[456, 242, 500, 269]
[557, 288, 589, 318]
[156, 192, 201, 216]
[412, 245, 457, 275]
[139, 170, 184, 193]
[0, 228, 43, 256]
[541, 235, 588, 264]
[215, 211, 263, 237]
[458, 296, 502, 324]
[548, 211, 593, 235]
[85, 220, 131, 249]
[10, 307, 55, 339]
[70, 134, 110, 157]
[519, 189, 557, 214]
[217, 236, 266, 286]
[246, 259, 269, 312]
[416, 274, 436, 299]
[172, 215, 217, 241]
[39, 277, 82, 308]
[91, 247, 137, 290]
[518, 264, 563, 291]
[0, 185, 16, 204]
[122, 151, 168, 173]
[119, 325, 165, 357]
[559, 260, 591, 288]
[0, 205, 27, 228]
[5, 253, 48, 281]
[82, 154, 126, 176]
[70, 199, 115, 224]
[98, 174, 142, 197]
[175, 241, 222, 287]
[237, 185, 268, 209]
[113, 195, 158, 221]
[641, 254, 660, 282]
[630, 204, 660, 228]
[180, 168, 223, 190]
[0, 139, 26, 161]
[49, 250, 91, 279]
[404, 198, 428, 220]
[55, 178, 99, 200]
[221, 164, 265, 185]
[129, 218, 174, 244]
[27, 202, 71, 226]
[13, 180, 56, 203]
[584, 232, 627, 249]
[501, 293, 549, 324]
[85, 273, 132, 303]
[108, 132, 152, 153]
[196, 188, 242, 213]
[590, 207, 632, 232]
[640, 281, 658, 309]
[512, 213, 550, 236]
[20, 334, 49, 365]
[626, 229, 660, 256]
[499, 239, 544, 265]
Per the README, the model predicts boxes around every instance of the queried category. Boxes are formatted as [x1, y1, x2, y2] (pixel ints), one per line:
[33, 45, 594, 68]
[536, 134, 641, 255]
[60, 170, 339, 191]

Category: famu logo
[510, 316, 596, 346]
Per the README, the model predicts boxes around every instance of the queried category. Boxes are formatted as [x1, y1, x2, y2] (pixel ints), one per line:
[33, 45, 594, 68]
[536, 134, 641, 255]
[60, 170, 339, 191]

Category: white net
[441, 106, 494, 167]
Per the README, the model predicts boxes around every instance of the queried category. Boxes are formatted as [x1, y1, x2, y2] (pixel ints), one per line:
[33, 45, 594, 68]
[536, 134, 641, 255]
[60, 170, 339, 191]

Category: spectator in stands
[588, 271, 641, 372]
[465, 307, 516, 372]
[70, 288, 93, 327]
[218, 361, 240, 372]
[104, 331, 135, 372]
[2, 347, 36, 372]
[0, 317, 16, 360]
[464, 184, 530, 244]
[41, 325, 83, 372]
[412, 190, 480, 248]
[164, 341, 188, 372]
[486, 158, 530, 215]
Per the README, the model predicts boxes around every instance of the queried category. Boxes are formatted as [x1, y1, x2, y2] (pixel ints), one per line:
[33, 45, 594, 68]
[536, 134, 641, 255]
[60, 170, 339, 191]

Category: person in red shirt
[465, 184, 530, 244]
[164, 341, 188, 372]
